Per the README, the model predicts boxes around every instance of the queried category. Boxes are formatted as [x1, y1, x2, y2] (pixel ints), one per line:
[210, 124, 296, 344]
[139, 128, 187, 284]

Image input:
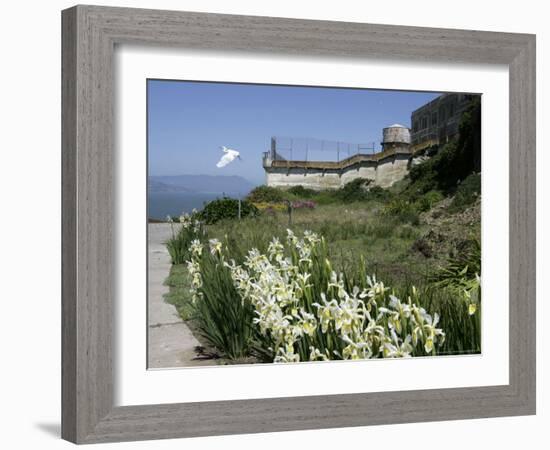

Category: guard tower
[381, 124, 411, 154]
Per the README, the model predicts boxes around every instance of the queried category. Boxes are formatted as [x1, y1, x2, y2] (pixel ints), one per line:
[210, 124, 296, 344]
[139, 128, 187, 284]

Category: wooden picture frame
[61, 5, 536, 444]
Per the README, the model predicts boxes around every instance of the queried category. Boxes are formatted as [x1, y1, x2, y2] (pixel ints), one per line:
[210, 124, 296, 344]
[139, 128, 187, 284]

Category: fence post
[286, 200, 293, 226]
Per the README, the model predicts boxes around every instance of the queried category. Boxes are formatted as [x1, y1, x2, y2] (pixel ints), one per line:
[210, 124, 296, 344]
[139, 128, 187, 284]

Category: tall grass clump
[427, 238, 481, 353]
[186, 239, 255, 359]
[430, 238, 481, 288]
[165, 213, 203, 265]
[210, 215, 286, 264]
[393, 283, 480, 355]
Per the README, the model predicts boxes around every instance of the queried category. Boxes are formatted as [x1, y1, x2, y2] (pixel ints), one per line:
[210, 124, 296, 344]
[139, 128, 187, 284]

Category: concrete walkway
[148, 223, 217, 368]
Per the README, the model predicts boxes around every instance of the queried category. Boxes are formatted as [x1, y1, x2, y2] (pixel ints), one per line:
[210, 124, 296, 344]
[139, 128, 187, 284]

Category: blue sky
[148, 80, 440, 185]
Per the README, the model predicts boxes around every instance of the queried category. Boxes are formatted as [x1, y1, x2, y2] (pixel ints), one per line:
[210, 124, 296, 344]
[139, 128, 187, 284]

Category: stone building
[262, 125, 411, 189]
[410, 93, 478, 152]
[262, 93, 477, 189]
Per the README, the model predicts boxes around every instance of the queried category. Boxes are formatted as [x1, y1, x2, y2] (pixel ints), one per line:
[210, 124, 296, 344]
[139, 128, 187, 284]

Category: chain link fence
[268, 136, 377, 162]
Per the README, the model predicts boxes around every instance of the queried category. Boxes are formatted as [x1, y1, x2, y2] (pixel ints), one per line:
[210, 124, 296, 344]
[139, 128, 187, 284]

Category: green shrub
[449, 173, 481, 212]
[409, 158, 437, 186]
[287, 185, 317, 198]
[383, 198, 420, 224]
[246, 180, 392, 206]
[246, 185, 286, 203]
[415, 190, 445, 212]
[406, 97, 481, 199]
[408, 141, 458, 196]
[366, 185, 393, 202]
[197, 197, 258, 224]
[336, 178, 372, 203]
[457, 97, 482, 174]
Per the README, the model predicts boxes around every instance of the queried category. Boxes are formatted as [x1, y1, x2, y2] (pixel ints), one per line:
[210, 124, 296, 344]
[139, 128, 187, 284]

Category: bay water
[148, 192, 222, 220]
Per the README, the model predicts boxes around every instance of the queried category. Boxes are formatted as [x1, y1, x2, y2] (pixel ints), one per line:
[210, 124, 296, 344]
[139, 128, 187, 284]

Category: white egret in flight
[216, 146, 242, 168]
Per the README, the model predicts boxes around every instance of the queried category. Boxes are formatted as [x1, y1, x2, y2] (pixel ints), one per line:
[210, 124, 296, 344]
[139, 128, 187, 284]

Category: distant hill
[149, 174, 256, 195]
[148, 179, 193, 193]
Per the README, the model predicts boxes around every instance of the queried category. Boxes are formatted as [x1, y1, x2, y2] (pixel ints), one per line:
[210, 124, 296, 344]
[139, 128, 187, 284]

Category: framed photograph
[62, 5, 536, 444]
